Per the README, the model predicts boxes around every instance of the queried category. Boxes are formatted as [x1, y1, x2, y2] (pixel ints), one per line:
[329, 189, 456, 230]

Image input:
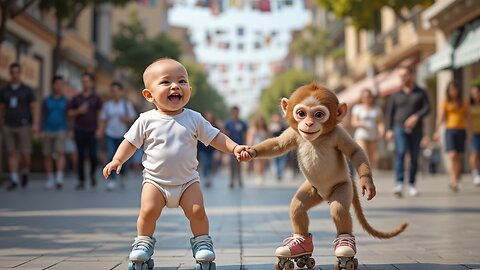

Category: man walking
[0, 63, 38, 190]
[385, 65, 431, 197]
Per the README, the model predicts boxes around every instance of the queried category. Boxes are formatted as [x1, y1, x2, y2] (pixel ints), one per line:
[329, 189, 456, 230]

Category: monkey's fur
[247, 83, 407, 239]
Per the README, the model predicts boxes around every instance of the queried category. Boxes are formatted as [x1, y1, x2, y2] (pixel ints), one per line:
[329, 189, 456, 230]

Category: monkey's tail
[352, 181, 408, 239]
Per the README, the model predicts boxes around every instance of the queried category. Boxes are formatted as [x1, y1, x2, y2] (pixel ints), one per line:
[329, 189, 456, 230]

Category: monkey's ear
[337, 102, 348, 121]
[280, 98, 289, 116]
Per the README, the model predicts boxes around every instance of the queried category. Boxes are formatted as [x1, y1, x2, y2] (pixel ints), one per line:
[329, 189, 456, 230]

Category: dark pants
[74, 129, 98, 184]
[229, 156, 242, 187]
[394, 126, 422, 185]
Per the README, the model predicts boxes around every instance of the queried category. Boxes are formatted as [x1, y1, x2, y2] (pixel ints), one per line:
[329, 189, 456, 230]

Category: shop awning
[337, 70, 401, 106]
[427, 30, 459, 73]
[454, 20, 480, 68]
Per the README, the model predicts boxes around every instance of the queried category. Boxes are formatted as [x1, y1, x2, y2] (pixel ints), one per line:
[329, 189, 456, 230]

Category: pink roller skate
[274, 233, 315, 270]
[333, 234, 358, 270]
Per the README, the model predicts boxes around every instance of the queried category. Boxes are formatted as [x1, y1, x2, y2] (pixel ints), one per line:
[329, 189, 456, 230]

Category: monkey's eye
[314, 111, 325, 119]
[296, 110, 306, 118]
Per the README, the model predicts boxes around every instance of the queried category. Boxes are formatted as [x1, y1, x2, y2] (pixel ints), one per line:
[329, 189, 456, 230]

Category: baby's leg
[180, 182, 208, 236]
[137, 182, 166, 236]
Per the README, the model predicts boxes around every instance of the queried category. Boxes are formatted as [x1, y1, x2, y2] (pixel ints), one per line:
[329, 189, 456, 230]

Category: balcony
[369, 9, 436, 70]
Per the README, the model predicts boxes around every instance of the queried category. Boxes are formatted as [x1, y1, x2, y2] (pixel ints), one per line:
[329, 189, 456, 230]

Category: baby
[103, 58, 247, 270]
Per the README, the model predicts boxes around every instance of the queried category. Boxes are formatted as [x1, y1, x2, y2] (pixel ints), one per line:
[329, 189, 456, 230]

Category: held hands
[404, 114, 419, 131]
[102, 159, 122, 179]
[359, 175, 376, 200]
[234, 145, 256, 162]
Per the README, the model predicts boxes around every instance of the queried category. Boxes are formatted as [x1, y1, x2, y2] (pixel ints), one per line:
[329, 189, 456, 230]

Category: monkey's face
[292, 97, 330, 141]
[281, 83, 347, 141]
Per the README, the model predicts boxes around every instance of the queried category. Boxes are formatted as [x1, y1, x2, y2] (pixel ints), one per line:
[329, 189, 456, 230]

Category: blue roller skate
[191, 235, 216, 270]
[127, 236, 155, 270]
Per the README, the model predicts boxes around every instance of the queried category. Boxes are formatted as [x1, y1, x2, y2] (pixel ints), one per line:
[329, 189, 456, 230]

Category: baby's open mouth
[168, 93, 182, 102]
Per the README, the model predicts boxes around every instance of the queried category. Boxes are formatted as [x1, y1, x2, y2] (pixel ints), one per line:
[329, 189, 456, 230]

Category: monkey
[239, 83, 407, 270]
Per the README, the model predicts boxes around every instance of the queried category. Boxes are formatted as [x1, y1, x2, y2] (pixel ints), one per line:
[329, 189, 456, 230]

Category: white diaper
[143, 178, 199, 208]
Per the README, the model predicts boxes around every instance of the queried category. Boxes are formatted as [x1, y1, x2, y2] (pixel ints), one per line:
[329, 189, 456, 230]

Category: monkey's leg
[329, 182, 358, 268]
[290, 180, 324, 236]
[274, 180, 322, 268]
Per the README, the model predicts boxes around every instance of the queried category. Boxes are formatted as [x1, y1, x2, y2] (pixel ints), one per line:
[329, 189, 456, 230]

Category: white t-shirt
[351, 104, 382, 141]
[100, 99, 137, 138]
[124, 108, 220, 185]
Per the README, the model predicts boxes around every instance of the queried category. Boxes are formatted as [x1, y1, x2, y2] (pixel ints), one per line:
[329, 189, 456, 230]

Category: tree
[292, 24, 331, 76]
[112, 10, 181, 87]
[0, 0, 37, 46]
[316, 0, 434, 30]
[38, 0, 133, 73]
[259, 70, 314, 118]
[184, 61, 228, 119]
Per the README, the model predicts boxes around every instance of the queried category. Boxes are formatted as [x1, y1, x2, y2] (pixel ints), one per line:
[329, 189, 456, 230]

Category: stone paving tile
[1, 170, 480, 269]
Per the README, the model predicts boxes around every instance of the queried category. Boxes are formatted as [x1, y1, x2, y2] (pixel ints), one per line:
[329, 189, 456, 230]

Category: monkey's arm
[334, 127, 376, 199]
[250, 127, 297, 159]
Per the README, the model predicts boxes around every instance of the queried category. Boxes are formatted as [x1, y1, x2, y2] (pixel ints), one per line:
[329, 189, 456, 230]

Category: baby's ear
[142, 89, 154, 102]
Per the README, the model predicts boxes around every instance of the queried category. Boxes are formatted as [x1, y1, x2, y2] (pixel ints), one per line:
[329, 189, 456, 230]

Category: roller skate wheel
[147, 259, 154, 270]
[194, 262, 202, 270]
[296, 258, 306, 268]
[274, 258, 283, 270]
[127, 261, 134, 270]
[345, 260, 355, 270]
[353, 258, 358, 269]
[284, 260, 295, 270]
[306, 257, 315, 268]
[334, 261, 341, 270]
[209, 262, 216, 270]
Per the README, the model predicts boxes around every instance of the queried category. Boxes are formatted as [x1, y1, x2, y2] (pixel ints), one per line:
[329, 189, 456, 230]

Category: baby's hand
[102, 159, 122, 179]
[233, 145, 249, 161]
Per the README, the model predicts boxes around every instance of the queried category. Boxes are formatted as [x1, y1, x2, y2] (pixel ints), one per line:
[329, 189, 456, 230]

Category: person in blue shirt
[224, 106, 248, 188]
[40, 75, 69, 189]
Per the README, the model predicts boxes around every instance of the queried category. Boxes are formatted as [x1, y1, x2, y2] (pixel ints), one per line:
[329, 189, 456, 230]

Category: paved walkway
[0, 169, 479, 270]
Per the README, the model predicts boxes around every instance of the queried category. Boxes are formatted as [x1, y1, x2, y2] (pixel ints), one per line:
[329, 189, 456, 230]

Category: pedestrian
[97, 81, 136, 190]
[40, 75, 68, 190]
[350, 89, 385, 168]
[385, 65, 430, 197]
[102, 58, 248, 269]
[433, 81, 471, 192]
[268, 112, 287, 181]
[469, 85, 480, 186]
[0, 63, 39, 190]
[67, 72, 103, 190]
[247, 115, 270, 185]
[197, 111, 220, 188]
[224, 106, 248, 188]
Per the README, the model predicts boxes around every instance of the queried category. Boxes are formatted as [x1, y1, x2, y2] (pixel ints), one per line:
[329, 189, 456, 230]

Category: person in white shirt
[97, 81, 136, 190]
[102, 58, 247, 269]
[350, 89, 385, 168]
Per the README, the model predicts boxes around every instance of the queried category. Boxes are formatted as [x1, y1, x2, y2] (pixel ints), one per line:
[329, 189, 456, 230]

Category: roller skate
[274, 233, 315, 270]
[191, 235, 216, 270]
[127, 236, 155, 270]
[333, 234, 358, 270]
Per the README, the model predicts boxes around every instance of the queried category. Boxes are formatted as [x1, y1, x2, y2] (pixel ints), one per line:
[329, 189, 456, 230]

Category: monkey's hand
[359, 175, 376, 200]
[234, 145, 249, 161]
[237, 147, 256, 162]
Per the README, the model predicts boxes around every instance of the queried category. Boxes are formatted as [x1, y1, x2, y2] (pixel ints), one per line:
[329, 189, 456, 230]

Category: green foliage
[292, 24, 331, 58]
[259, 70, 314, 118]
[331, 46, 345, 61]
[316, 0, 434, 30]
[183, 61, 229, 119]
[472, 75, 480, 88]
[112, 11, 181, 87]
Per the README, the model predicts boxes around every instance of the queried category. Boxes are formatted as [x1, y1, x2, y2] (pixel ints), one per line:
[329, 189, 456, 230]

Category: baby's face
[143, 59, 192, 115]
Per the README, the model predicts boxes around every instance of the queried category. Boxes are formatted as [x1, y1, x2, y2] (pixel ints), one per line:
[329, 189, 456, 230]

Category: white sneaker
[474, 176, 480, 187]
[393, 183, 403, 197]
[107, 180, 116, 191]
[408, 186, 419, 197]
[45, 178, 55, 190]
